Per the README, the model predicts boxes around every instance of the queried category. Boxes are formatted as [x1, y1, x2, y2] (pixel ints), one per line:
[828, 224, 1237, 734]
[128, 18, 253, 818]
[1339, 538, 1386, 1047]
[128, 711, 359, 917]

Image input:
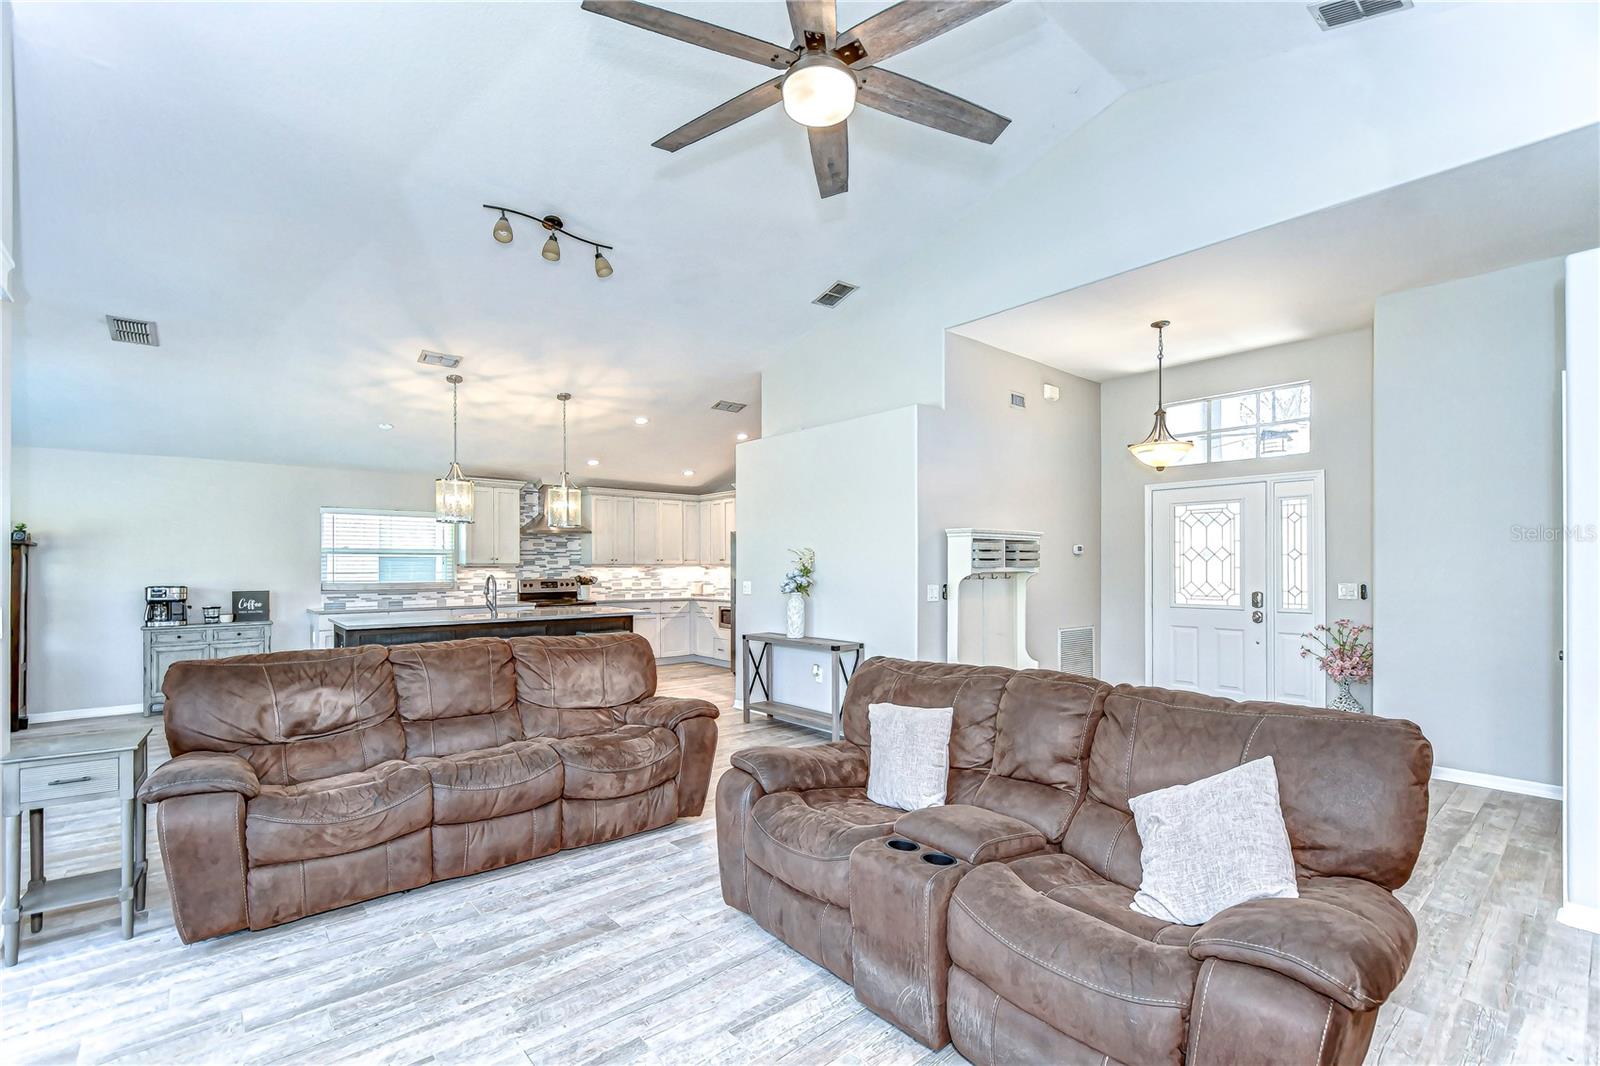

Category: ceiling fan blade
[652, 78, 784, 152]
[808, 122, 848, 198]
[856, 67, 1010, 144]
[786, 0, 837, 48]
[581, 1, 794, 70]
[834, 0, 1009, 67]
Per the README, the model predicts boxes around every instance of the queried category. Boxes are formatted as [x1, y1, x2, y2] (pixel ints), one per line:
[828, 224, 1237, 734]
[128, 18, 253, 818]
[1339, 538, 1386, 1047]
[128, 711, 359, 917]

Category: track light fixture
[483, 204, 614, 279]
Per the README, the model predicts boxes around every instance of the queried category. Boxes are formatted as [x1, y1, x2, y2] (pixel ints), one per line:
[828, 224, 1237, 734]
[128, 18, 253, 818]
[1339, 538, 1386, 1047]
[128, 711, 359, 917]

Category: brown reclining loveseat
[138, 633, 717, 942]
[717, 657, 1431, 1064]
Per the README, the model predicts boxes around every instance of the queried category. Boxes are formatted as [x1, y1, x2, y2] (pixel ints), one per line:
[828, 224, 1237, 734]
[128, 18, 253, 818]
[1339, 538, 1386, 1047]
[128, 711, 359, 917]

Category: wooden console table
[2, 726, 150, 966]
[742, 632, 864, 740]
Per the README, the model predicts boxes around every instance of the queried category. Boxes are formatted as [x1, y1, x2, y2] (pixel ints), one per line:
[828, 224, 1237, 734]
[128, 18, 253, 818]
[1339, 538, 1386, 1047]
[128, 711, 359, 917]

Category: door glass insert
[1280, 496, 1310, 612]
[1173, 501, 1242, 607]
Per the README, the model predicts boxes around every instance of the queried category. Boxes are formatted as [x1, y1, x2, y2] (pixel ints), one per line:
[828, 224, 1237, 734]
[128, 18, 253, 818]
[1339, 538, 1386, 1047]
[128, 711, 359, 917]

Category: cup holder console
[921, 853, 958, 867]
[886, 838, 920, 852]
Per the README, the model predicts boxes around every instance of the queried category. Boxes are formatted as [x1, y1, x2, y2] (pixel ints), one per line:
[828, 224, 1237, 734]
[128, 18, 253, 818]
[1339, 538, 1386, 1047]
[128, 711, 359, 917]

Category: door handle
[1251, 591, 1263, 608]
[1251, 610, 1264, 624]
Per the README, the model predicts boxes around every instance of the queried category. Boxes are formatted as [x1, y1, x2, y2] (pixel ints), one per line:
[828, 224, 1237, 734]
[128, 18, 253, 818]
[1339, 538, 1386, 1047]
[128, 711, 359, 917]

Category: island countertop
[330, 605, 637, 631]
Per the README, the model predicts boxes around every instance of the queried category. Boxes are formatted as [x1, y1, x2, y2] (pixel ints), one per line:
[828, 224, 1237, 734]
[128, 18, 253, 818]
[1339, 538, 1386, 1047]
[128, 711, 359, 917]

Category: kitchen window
[320, 508, 457, 591]
[1164, 381, 1311, 466]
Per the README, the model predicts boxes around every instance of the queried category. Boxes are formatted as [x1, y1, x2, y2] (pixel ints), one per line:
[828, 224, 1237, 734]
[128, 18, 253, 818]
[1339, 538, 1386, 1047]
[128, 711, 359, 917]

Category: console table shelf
[741, 632, 864, 740]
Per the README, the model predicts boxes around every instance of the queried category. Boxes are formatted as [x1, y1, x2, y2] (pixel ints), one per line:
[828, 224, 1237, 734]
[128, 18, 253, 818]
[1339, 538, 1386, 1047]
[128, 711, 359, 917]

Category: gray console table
[2, 725, 150, 966]
[742, 632, 864, 741]
[143, 621, 271, 715]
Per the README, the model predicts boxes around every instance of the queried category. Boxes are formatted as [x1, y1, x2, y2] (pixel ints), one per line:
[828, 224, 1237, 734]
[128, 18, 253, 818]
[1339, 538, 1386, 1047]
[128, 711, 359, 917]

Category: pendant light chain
[452, 377, 460, 464]
[1155, 322, 1165, 413]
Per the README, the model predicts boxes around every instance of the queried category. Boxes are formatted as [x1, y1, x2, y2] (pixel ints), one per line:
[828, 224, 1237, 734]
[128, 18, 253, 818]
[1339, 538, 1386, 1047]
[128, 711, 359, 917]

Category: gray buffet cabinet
[142, 621, 272, 716]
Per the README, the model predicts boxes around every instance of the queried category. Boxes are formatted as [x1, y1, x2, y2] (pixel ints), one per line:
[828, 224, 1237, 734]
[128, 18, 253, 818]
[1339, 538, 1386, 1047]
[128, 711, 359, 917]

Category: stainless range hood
[520, 482, 591, 534]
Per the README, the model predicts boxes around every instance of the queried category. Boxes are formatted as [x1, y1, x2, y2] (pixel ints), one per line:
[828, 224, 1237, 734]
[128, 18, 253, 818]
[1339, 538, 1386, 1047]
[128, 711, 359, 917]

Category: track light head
[492, 212, 513, 244]
[542, 232, 561, 262]
[593, 249, 613, 278]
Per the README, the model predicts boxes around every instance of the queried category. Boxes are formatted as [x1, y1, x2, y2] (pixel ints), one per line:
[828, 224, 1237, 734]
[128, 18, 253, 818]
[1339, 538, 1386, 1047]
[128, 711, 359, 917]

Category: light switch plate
[926, 584, 941, 602]
[1337, 582, 1358, 600]
[741, 580, 752, 595]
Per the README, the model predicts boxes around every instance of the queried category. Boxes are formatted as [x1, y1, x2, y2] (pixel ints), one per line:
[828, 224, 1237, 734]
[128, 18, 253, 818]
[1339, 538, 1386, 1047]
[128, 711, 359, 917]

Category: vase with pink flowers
[1301, 619, 1373, 713]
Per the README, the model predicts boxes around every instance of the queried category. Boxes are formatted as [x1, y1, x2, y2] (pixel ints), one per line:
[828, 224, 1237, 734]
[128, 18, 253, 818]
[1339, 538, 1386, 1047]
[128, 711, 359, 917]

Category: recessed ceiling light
[736, 432, 749, 441]
[586, 458, 600, 466]
[682, 469, 695, 477]
[634, 416, 649, 426]
[377, 422, 394, 431]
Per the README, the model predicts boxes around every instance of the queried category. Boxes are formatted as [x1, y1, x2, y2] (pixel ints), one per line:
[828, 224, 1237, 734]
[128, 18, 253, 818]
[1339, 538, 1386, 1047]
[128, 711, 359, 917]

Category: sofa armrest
[618, 695, 720, 731]
[138, 752, 261, 803]
[1187, 876, 1418, 1011]
[892, 804, 1047, 864]
[730, 741, 868, 793]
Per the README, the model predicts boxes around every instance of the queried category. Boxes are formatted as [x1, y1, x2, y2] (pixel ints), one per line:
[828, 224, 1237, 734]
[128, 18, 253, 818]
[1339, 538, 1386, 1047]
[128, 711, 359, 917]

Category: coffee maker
[145, 585, 190, 627]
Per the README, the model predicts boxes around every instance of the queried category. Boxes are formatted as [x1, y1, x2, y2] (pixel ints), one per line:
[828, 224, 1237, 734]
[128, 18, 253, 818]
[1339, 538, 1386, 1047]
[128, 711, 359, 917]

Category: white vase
[786, 593, 807, 638]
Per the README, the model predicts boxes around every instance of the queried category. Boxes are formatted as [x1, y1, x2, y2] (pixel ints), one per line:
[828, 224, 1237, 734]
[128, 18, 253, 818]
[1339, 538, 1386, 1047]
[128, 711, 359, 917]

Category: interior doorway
[1145, 471, 1326, 705]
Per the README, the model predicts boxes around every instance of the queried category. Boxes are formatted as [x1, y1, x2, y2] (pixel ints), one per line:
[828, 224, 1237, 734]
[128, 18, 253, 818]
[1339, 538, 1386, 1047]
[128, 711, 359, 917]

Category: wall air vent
[1058, 626, 1095, 677]
[418, 350, 462, 368]
[1309, 0, 1410, 30]
[106, 316, 159, 346]
[813, 281, 858, 307]
[711, 400, 748, 413]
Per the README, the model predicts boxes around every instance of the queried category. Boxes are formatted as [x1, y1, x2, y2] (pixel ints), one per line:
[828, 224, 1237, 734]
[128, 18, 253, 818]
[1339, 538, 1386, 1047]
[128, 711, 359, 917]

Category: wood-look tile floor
[2, 664, 1594, 1064]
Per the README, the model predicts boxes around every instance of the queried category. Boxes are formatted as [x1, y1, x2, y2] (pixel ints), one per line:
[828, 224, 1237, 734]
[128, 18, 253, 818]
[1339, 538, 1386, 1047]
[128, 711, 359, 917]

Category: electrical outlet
[811, 664, 823, 683]
[926, 584, 940, 602]
[741, 580, 751, 595]
[1337, 583, 1358, 600]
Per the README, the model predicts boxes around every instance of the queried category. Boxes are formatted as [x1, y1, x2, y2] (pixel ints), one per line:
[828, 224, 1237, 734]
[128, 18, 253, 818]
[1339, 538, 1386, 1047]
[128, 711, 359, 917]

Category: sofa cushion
[245, 759, 431, 866]
[745, 787, 900, 908]
[865, 702, 953, 811]
[948, 854, 1201, 1065]
[550, 724, 680, 800]
[413, 740, 563, 825]
[510, 633, 656, 737]
[389, 638, 523, 757]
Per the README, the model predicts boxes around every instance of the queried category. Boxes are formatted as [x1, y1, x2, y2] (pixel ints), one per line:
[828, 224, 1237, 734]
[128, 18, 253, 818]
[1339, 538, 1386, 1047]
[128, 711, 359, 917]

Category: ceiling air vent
[710, 400, 747, 413]
[106, 316, 159, 346]
[418, 350, 462, 368]
[813, 281, 858, 307]
[1309, 0, 1410, 30]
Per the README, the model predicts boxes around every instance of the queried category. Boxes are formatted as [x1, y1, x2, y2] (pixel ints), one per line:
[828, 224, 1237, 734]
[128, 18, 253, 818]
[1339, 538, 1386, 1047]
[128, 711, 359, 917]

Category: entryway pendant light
[1128, 319, 1194, 472]
[546, 392, 582, 529]
[435, 373, 475, 524]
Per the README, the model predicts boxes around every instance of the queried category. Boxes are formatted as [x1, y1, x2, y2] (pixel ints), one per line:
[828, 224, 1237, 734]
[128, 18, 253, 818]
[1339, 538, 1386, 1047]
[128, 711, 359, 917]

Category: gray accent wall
[1099, 329, 1375, 696]
[1374, 257, 1567, 788]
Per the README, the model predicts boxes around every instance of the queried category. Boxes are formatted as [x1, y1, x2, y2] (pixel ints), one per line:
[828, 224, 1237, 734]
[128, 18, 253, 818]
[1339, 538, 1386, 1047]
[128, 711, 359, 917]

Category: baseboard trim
[28, 703, 144, 725]
[1557, 903, 1600, 935]
[1432, 765, 1562, 800]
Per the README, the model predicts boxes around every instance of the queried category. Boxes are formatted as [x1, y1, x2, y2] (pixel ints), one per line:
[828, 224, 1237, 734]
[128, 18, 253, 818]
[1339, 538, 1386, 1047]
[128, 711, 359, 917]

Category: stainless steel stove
[518, 577, 582, 606]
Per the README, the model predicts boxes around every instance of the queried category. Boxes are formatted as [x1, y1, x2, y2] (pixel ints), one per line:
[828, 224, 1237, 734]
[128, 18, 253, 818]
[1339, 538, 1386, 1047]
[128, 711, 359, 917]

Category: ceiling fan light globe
[593, 250, 613, 278]
[782, 53, 857, 128]
[492, 215, 514, 243]
[541, 233, 561, 262]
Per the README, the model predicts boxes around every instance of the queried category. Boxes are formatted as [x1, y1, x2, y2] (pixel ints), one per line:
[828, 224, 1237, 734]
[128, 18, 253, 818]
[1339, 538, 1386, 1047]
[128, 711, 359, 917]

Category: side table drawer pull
[48, 776, 93, 786]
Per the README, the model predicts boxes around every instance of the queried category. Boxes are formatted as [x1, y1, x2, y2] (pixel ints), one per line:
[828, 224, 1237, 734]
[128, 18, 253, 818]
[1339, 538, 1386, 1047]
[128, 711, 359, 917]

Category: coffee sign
[231, 590, 271, 622]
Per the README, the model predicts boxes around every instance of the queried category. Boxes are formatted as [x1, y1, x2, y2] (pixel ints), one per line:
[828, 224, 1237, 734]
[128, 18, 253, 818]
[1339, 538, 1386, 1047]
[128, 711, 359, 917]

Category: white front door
[1148, 474, 1326, 705]
[1151, 482, 1268, 699]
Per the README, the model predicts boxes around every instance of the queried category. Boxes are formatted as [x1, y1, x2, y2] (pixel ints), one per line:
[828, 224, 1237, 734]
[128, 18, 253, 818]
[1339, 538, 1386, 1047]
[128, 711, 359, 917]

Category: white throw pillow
[1128, 756, 1299, 925]
[865, 702, 954, 812]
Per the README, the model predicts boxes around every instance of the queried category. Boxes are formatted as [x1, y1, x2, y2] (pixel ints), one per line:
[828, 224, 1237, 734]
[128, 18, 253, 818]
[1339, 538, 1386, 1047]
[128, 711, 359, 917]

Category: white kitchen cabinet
[708, 499, 729, 564]
[633, 499, 661, 563]
[590, 494, 636, 564]
[460, 479, 524, 566]
[632, 613, 662, 656]
[660, 606, 695, 658]
[693, 603, 716, 657]
[682, 502, 701, 564]
[657, 500, 684, 564]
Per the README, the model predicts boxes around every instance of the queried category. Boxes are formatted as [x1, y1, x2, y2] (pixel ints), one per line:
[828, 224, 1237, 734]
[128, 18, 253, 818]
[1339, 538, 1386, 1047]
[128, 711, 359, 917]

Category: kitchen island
[330, 605, 635, 647]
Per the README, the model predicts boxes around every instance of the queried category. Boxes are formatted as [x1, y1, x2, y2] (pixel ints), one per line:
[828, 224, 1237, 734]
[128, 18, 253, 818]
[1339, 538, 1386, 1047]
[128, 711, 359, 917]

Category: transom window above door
[1164, 382, 1311, 466]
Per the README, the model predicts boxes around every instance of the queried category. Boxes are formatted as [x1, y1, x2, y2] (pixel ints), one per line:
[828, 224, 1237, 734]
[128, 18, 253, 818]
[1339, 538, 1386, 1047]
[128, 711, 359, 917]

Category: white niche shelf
[946, 528, 1041, 669]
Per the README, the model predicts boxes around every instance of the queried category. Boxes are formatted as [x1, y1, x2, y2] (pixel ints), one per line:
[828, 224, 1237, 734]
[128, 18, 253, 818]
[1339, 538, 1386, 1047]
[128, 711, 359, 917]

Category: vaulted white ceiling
[9, 1, 1476, 487]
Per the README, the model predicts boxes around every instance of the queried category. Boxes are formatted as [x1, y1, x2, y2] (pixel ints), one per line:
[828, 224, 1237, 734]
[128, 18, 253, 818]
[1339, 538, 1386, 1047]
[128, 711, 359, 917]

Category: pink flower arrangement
[1301, 620, 1373, 684]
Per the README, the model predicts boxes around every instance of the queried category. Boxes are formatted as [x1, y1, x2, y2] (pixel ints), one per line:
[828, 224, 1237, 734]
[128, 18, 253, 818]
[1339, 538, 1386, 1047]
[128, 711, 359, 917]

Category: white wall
[733, 407, 919, 713]
[763, 3, 1598, 437]
[12, 447, 439, 715]
[1, 0, 16, 753]
[1374, 258, 1567, 789]
[917, 335, 1100, 668]
[1562, 248, 1600, 932]
[1099, 330, 1374, 696]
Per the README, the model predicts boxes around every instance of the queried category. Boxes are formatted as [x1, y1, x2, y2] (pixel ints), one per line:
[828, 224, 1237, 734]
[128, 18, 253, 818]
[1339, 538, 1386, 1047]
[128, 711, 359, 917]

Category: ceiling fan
[581, 0, 1013, 198]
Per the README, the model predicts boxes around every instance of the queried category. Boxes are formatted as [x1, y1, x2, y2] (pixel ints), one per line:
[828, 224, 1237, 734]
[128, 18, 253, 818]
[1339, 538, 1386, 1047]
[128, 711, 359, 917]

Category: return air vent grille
[813, 281, 858, 307]
[711, 400, 747, 413]
[1309, 0, 1410, 30]
[1058, 626, 1095, 677]
[106, 316, 159, 346]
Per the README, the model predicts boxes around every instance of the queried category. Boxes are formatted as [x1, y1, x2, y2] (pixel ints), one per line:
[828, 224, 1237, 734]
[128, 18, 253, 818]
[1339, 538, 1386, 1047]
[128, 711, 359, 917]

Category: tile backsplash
[585, 564, 729, 600]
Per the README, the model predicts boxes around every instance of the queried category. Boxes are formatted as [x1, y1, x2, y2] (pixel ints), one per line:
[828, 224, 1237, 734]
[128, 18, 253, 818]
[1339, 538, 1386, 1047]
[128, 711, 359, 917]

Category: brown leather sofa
[137, 633, 717, 943]
[716, 658, 1431, 1064]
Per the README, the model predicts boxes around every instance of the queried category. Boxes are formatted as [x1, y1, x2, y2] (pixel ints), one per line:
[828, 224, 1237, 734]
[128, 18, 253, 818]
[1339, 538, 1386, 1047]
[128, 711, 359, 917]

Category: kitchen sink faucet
[485, 575, 499, 619]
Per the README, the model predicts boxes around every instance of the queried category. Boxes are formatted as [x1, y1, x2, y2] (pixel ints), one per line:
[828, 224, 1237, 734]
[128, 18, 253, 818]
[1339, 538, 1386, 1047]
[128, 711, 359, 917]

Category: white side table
[2, 726, 150, 966]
